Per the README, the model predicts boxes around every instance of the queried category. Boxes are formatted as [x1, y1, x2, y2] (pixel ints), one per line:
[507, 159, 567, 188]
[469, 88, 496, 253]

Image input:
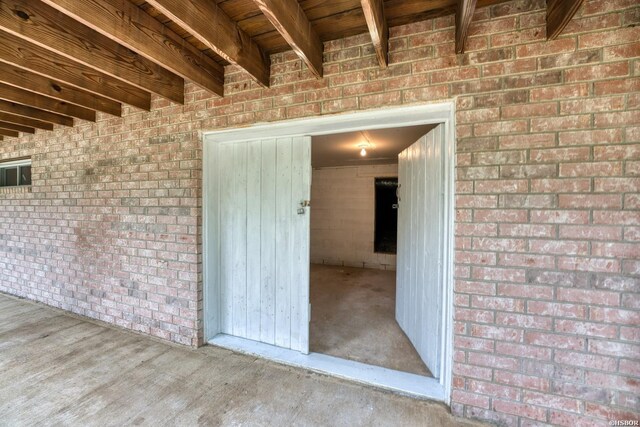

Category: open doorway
[309, 125, 435, 377]
[203, 104, 455, 401]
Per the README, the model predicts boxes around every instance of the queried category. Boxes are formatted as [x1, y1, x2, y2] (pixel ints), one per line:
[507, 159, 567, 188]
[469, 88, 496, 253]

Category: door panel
[216, 136, 311, 353]
[396, 125, 444, 377]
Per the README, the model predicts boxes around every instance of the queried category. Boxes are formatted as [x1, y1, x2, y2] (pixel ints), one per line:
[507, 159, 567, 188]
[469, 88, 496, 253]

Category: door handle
[298, 200, 310, 214]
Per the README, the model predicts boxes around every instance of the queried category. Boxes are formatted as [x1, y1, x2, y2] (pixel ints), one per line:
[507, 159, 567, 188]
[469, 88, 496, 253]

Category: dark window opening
[20, 165, 31, 186]
[0, 161, 31, 187]
[374, 177, 398, 254]
[3, 168, 17, 187]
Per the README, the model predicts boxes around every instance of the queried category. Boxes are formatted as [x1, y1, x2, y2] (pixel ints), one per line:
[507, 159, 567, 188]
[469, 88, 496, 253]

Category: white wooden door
[396, 125, 444, 377]
[216, 136, 311, 353]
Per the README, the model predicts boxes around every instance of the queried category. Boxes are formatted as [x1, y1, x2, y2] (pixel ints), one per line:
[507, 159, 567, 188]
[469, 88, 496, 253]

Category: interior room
[309, 124, 435, 377]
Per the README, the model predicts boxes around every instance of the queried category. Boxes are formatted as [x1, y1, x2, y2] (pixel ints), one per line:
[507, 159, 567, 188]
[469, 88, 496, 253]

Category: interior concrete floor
[0, 293, 484, 427]
[310, 264, 432, 377]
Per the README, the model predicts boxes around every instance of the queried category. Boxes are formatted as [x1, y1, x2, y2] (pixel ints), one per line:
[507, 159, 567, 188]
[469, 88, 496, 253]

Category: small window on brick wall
[0, 158, 31, 187]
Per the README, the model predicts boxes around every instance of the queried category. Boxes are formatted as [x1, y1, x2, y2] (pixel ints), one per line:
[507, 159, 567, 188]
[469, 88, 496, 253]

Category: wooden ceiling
[0, 0, 584, 141]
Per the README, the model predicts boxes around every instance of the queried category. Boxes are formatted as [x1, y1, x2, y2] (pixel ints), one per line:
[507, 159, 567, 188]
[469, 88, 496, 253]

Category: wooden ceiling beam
[0, 63, 121, 117]
[0, 100, 72, 127]
[456, 0, 477, 54]
[40, 0, 224, 97]
[253, 0, 324, 79]
[361, 0, 389, 68]
[0, 29, 151, 111]
[0, 0, 184, 104]
[146, 0, 270, 87]
[0, 128, 19, 138]
[0, 83, 95, 122]
[0, 121, 35, 134]
[547, 0, 584, 40]
[0, 112, 54, 131]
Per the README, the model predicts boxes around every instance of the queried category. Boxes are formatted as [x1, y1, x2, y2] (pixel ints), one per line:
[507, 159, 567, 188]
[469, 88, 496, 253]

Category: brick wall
[0, 0, 638, 424]
[311, 164, 398, 270]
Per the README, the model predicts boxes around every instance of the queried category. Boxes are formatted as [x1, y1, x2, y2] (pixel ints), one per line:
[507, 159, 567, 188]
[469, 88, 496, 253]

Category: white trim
[203, 103, 454, 143]
[202, 102, 456, 404]
[210, 334, 445, 401]
[0, 159, 31, 168]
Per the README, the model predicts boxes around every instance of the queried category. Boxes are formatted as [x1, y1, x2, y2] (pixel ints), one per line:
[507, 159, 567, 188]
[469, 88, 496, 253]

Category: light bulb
[360, 147, 367, 157]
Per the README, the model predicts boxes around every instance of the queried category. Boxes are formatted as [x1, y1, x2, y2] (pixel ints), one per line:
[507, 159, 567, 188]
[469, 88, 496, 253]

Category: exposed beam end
[456, 0, 478, 54]
[547, 0, 585, 40]
[0, 100, 74, 127]
[361, 0, 389, 68]
[254, 0, 324, 79]
[146, 0, 270, 88]
[0, 121, 35, 134]
[0, 112, 54, 130]
[0, 128, 20, 138]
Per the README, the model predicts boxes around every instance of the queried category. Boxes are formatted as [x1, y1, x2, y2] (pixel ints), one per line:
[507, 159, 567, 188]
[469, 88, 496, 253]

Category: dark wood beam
[361, 0, 389, 68]
[0, 111, 54, 130]
[0, 29, 151, 111]
[0, 128, 19, 138]
[253, 0, 323, 79]
[456, 0, 477, 54]
[0, 83, 95, 122]
[0, 100, 73, 127]
[40, 0, 224, 97]
[0, 63, 121, 117]
[547, 0, 584, 40]
[146, 0, 270, 87]
[0, 0, 184, 104]
[0, 121, 35, 134]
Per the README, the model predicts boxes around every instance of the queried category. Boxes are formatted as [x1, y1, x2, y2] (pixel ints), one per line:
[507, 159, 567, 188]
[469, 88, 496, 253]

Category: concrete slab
[0, 293, 485, 426]
[310, 264, 430, 376]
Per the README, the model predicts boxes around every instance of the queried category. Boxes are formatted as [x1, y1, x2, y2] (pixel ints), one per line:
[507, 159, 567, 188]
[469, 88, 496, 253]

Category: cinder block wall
[0, 0, 637, 424]
[310, 164, 398, 270]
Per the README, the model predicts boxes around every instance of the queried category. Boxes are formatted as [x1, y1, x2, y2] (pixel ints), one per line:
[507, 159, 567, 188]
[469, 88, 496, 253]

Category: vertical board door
[216, 136, 311, 353]
[396, 125, 444, 377]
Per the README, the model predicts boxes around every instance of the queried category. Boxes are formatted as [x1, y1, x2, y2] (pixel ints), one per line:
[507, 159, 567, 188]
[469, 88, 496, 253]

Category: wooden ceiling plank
[456, 0, 477, 54]
[547, 0, 584, 40]
[0, 63, 121, 117]
[40, 0, 224, 97]
[0, 100, 72, 127]
[146, 0, 270, 86]
[361, 0, 388, 68]
[0, 121, 35, 134]
[0, 0, 184, 104]
[0, 128, 19, 138]
[0, 112, 54, 131]
[0, 29, 151, 111]
[0, 83, 95, 122]
[253, 0, 324, 78]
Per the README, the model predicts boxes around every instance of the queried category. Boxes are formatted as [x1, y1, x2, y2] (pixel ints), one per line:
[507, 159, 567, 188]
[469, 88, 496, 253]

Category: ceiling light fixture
[357, 131, 374, 157]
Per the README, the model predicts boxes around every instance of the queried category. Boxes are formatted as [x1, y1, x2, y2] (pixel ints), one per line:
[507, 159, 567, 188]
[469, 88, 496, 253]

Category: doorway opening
[309, 124, 436, 378]
[203, 104, 455, 401]
[374, 177, 398, 254]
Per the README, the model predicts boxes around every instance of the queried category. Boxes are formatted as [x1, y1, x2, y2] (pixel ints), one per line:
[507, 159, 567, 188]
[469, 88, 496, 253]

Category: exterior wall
[0, 0, 637, 424]
[310, 164, 398, 270]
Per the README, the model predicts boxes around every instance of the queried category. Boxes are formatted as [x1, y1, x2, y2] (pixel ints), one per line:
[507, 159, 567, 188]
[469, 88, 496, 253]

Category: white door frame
[202, 102, 456, 403]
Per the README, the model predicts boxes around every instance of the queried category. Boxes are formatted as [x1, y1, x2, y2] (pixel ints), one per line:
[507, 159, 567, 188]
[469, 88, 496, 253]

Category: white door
[215, 136, 311, 353]
[396, 125, 444, 377]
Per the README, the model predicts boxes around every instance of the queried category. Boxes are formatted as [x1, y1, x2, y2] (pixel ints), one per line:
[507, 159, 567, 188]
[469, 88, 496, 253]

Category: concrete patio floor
[0, 293, 482, 426]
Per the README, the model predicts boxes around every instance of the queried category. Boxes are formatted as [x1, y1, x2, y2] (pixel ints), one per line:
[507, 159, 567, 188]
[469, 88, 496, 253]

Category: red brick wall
[0, 0, 638, 424]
